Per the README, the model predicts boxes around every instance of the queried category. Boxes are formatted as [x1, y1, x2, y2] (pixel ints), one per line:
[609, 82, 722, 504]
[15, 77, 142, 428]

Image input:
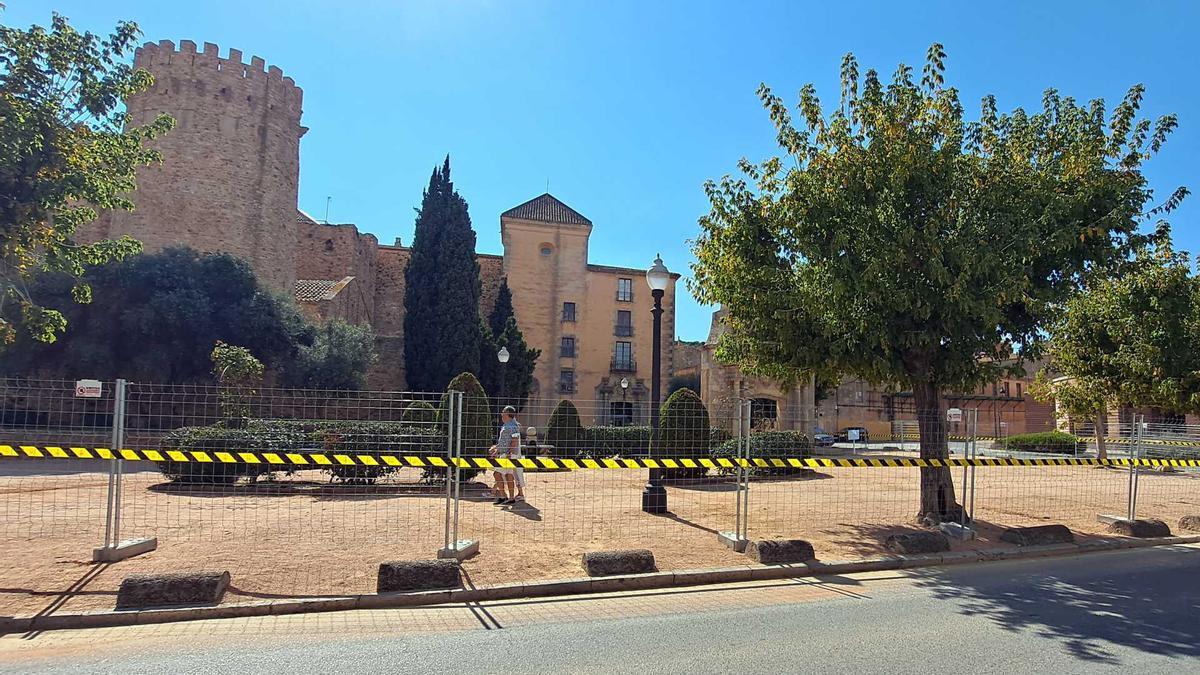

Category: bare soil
[1, 461, 1197, 617]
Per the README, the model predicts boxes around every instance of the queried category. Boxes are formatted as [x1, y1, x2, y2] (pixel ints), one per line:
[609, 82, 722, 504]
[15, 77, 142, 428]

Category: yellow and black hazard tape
[2, 444, 1198, 469]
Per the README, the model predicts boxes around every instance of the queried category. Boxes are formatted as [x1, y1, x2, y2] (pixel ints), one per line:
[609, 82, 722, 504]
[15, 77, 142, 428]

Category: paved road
[3, 544, 1198, 674]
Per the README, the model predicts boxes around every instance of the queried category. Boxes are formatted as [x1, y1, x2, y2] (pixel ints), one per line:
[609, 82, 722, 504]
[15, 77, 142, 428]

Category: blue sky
[8, 1, 1198, 341]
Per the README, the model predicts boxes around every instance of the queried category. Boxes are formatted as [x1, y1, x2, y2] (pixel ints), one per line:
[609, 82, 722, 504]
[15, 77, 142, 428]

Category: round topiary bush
[402, 400, 438, 426]
[426, 372, 490, 483]
[545, 399, 585, 458]
[651, 388, 711, 479]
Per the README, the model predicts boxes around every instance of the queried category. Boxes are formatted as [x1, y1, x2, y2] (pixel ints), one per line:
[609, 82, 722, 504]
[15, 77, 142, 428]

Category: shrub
[157, 419, 444, 484]
[652, 388, 712, 479]
[311, 421, 443, 483]
[429, 372, 490, 483]
[402, 401, 438, 426]
[158, 420, 306, 484]
[585, 425, 651, 458]
[545, 399, 585, 458]
[1002, 431, 1084, 454]
[713, 430, 813, 478]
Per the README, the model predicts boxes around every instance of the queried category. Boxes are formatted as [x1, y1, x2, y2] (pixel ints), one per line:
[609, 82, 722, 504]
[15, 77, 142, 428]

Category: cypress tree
[403, 157, 482, 391]
[479, 278, 540, 409]
[488, 278, 515, 338]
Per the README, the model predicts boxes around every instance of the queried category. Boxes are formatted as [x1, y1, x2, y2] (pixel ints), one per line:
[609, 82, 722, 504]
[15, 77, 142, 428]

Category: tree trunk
[1095, 406, 1108, 461]
[913, 380, 961, 523]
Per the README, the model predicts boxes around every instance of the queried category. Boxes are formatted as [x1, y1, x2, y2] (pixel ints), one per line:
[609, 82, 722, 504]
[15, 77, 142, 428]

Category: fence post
[92, 379, 157, 562]
[441, 391, 455, 554]
[718, 399, 750, 551]
[1128, 414, 1144, 521]
[438, 390, 478, 560]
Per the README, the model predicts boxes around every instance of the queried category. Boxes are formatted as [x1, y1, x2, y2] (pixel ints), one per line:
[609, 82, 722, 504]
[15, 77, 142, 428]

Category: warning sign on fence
[74, 380, 102, 398]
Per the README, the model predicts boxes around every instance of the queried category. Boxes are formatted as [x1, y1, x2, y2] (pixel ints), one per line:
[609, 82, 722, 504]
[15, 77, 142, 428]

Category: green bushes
[713, 430, 813, 478]
[402, 401, 438, 425]
[545, 400, 586, 458]
[1002, 431, 1084, 454]
[430, 372, 490, 483]
[651, 388, 711, 479]
[157, 419, 444, 484]
[585, 425, 651, 458]
[159, 420, 307, 484]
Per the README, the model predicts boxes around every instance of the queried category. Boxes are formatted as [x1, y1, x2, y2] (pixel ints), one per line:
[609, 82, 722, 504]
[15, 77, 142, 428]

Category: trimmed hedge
[1002, 431, 1084, 454]
[586, 425, 651, 458]
[545, 400, 585, 458]
[431, 373, 490, 483]
[713, 430, 813, 477]
[159, 421, 308, 484]
[402, 401, 437, 425]
[158, 419, 445, 484]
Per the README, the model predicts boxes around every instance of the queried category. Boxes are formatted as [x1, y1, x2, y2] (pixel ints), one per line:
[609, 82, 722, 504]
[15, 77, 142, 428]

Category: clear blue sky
[8, 1, 1198, 341]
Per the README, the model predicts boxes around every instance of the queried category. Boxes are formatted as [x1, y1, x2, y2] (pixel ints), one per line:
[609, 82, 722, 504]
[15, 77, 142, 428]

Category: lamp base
[641, 484, 667, 513]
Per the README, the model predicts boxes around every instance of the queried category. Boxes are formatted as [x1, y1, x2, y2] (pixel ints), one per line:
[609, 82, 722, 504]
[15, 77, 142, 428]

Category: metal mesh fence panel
[2, 382, 1197, 620]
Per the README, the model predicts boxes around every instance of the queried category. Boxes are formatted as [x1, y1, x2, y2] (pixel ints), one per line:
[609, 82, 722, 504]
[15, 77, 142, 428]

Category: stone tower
[86, 40, 305, 292]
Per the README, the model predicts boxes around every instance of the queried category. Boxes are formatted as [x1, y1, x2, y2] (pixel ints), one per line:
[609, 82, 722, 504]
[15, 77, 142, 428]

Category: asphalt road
[3, 544, 1198, 674]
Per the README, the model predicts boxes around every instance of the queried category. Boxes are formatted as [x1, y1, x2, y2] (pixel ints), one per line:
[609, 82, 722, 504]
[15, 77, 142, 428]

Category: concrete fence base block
[115, 571, 230, 610]
[1107, 518, 1172, 538]
[745, 539, 816, 564]
[92, 537, 158, 563]
[582, 549, 656, 577]
[884, 531, 950, 554]
[377, 560, 462, 593]
[717, 532, 748, 552]
[436, 539, 480, 561]
[999, 524, 1075, 546]
[1178, 515, 1200, 532]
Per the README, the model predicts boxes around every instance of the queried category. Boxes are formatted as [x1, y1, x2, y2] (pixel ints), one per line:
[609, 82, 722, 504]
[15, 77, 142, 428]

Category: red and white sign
[75, 379, 103, 398]
[946, 408, 963, 423]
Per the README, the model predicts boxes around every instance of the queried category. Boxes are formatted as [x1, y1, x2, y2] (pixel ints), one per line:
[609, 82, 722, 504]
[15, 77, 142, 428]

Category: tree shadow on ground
[906, 544, 1200, 664]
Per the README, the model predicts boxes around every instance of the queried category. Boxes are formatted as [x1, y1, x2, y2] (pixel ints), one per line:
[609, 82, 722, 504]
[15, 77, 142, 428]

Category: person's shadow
[505, 500, 542, 521]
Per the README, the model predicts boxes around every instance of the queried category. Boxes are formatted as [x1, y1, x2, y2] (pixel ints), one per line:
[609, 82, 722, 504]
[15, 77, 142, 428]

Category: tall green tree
[488, 277, 515, 338]
[1034, 238, 1200, 456]
[0, 13, 174, 345]
[481, 317, 541, 410]
[479, 279, 540, 408]
[691, 44, 1186, 521]
[403, 157, 482, 391]
[0, 247, 312, 382]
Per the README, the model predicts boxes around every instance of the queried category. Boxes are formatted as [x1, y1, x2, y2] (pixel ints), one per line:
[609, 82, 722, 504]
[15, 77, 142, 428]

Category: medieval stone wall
[83, 40, 305, 292]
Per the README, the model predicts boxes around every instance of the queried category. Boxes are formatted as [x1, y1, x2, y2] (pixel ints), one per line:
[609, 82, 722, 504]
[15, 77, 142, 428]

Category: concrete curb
[4, 534, 1199, 635]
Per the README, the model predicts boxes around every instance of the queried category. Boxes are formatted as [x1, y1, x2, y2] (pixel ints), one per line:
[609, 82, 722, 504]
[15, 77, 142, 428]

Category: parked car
[813, 428, 836, 447]
[839, 426, 869, 442]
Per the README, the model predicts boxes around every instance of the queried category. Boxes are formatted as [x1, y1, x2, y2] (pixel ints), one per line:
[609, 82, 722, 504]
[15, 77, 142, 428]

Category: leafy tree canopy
[693, 44, 1184, 400]
[282, 319, 377, 390]
[0, 13, 174, 345]
[0, 247, 313, 382]
[691, 43, 1185, 518]
[1037, 238, 1200, 414]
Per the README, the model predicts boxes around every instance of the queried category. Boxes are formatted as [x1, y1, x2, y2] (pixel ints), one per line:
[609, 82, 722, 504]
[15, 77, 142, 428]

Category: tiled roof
[501, 193, 591, 226]
[295, 277, 355, 302]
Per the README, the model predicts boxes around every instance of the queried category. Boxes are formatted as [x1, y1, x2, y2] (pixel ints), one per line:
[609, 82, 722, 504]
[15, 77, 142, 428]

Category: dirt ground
[1, 461, 1197, 618]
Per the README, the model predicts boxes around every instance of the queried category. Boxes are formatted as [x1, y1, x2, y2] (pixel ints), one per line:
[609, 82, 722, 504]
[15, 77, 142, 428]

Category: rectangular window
[612, 341, 634, 372]
[562, 302, 576, 322]
[558, 368, 575, 393]
[617, 278, 633, 302]
[1016, 382, 1023, 398]
[615, 310, 633, 336]
[561, 336, 576, 358]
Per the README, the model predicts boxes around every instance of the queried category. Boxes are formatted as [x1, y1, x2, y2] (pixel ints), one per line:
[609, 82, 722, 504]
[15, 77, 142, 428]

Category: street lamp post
[497, 346, 510, 410]
[642, 254, 670, 514]
[620, 377, 629, 426]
